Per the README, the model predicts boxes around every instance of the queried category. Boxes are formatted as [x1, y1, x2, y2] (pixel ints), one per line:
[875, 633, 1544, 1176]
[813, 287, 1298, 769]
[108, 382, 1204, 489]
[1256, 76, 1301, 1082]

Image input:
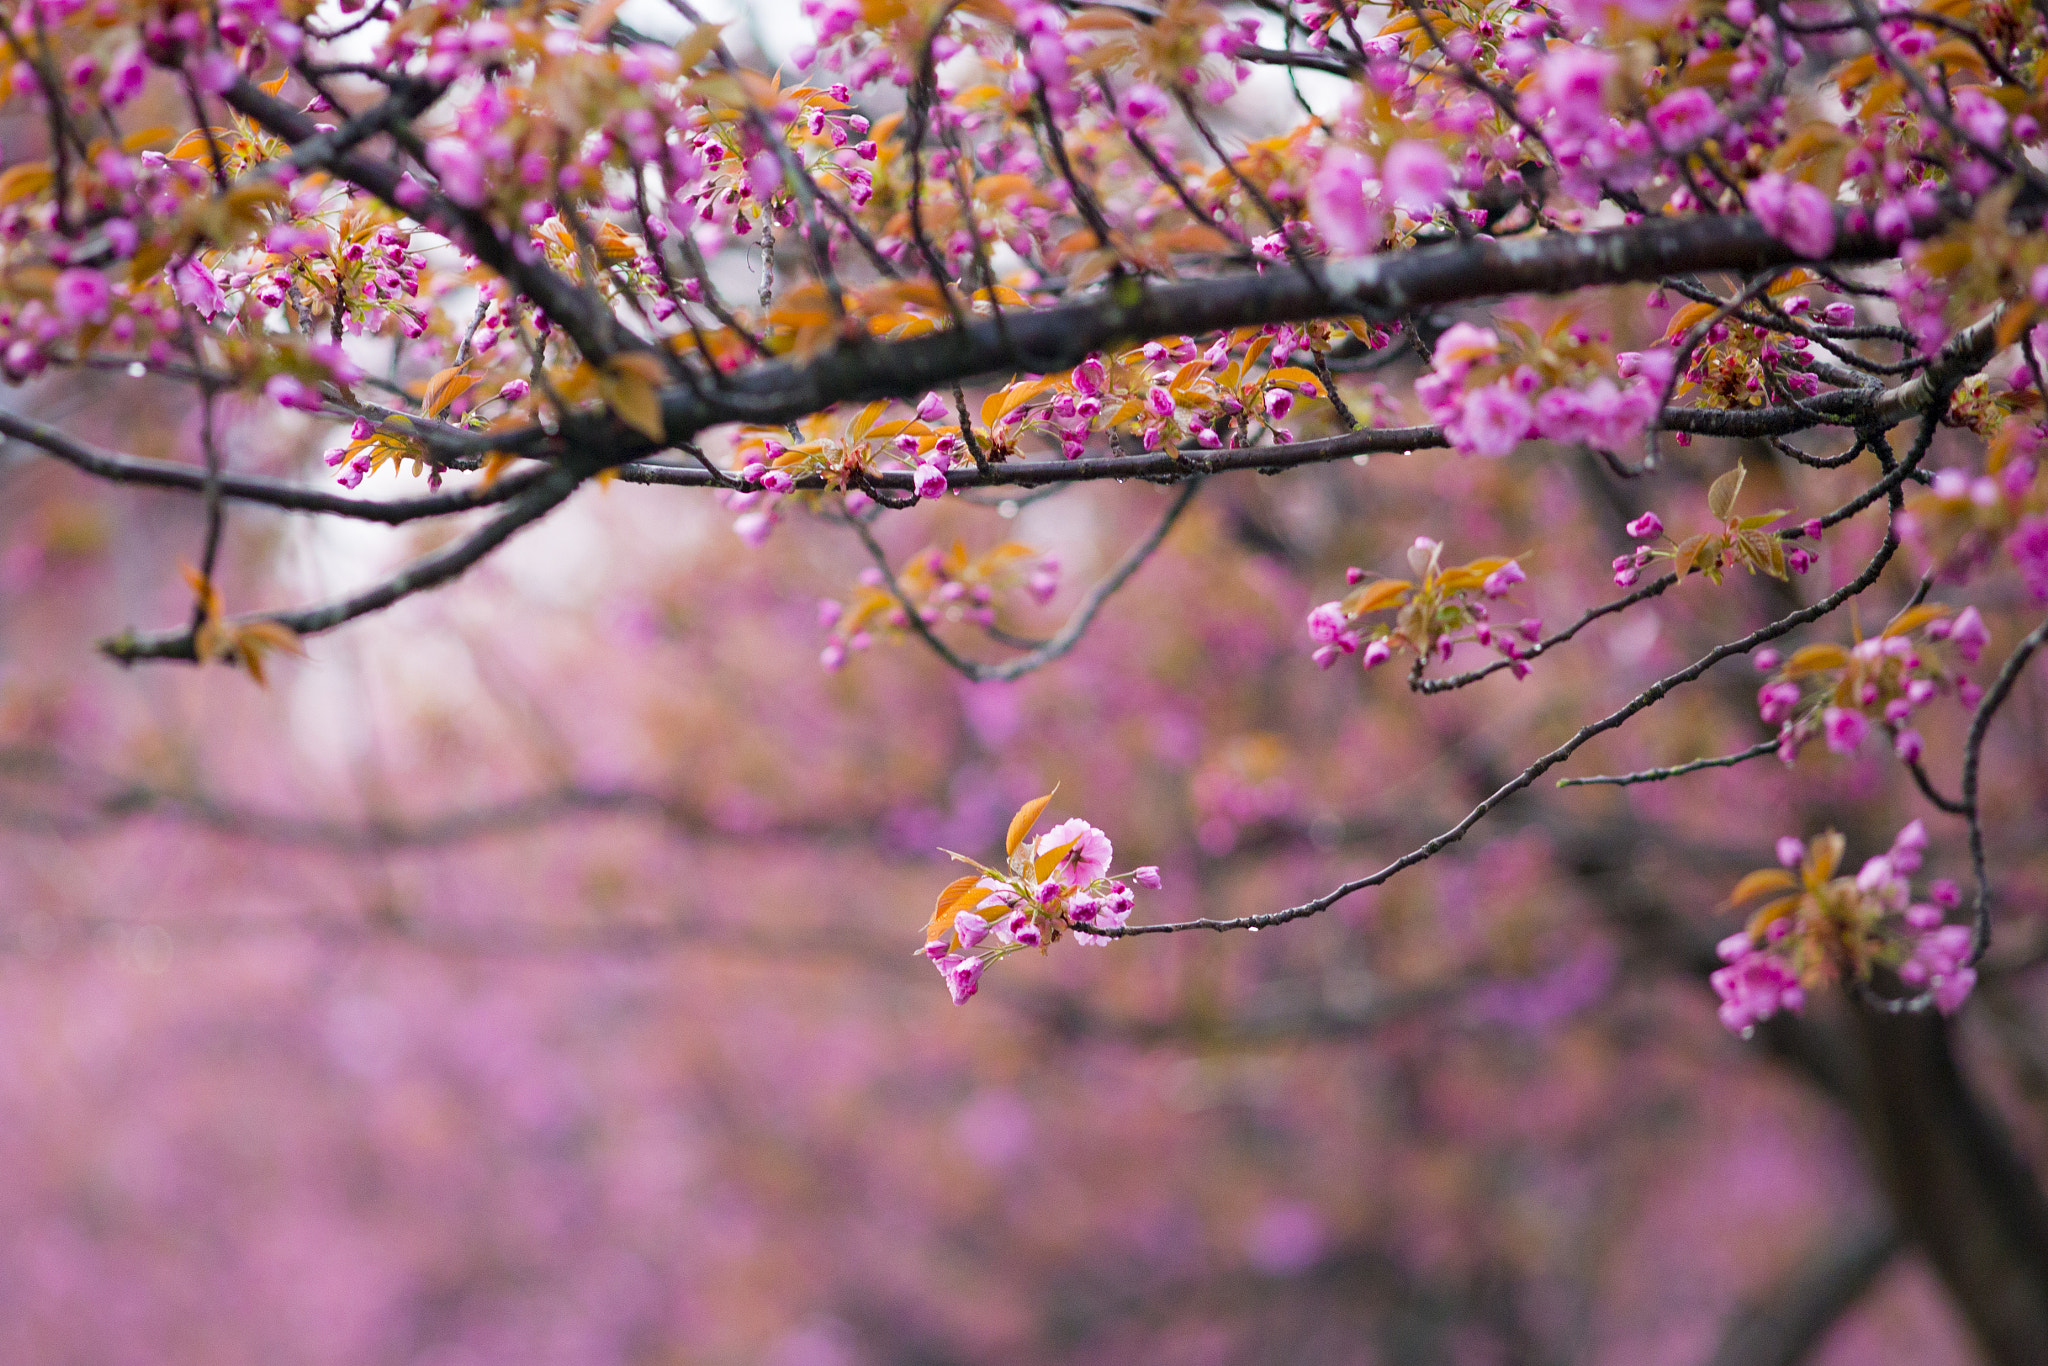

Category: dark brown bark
[1704, 1217, 1900, 1366]
[1849, 1009, 2048, 1366]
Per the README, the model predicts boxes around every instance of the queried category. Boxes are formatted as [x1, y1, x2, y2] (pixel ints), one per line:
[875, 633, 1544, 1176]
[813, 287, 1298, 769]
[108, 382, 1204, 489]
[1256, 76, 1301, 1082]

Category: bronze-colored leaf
[1006, 791, 1055, 858]
[1707, 463, 1747, 521]
[1033, 837, 1078, 884]
[1727, 867, 1797, 906]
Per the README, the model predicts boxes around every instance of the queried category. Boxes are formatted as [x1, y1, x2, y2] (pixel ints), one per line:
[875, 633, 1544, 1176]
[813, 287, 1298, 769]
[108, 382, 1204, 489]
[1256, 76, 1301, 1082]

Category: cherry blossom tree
[2, 0, 2048, 1358]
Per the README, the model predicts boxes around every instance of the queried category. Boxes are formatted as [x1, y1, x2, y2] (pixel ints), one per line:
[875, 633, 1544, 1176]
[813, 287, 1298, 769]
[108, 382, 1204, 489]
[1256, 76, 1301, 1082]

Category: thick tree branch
[479, 212, 1911, 463]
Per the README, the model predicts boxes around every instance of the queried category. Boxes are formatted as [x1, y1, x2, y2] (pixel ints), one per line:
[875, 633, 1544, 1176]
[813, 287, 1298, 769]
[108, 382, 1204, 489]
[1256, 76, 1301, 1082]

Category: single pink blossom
[264, 374, 324, 412]
[53, 268, 110, 324]
[1451, 381, 1533, 457]
[1953, 88, 2009, 147]
[1748, 172, 1836, 259]
[1950, 605, 1989, 663]
[1648, 87, 1720, 146]
[425, 138, 488, 207]
[1307, 602, 1351, 644]
[1532, 47, 1615, 138]
[1039, 818, 1112, 887]
[938, 953, 986, 1005]
[1482, 560, 1525, 597]
[1711, 945, 1805, 1034]
[171, 257, 225, 319]
[1430, 322, 1501, 382]
[1381, 141, 1452, 215]
[1822, 705, 1869, 754]
[1307, 147, 1382, 256]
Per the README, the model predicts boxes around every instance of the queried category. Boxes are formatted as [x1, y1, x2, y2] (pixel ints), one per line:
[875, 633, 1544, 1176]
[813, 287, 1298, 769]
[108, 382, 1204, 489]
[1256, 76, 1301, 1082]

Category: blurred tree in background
[1, 0, 2047, 1359]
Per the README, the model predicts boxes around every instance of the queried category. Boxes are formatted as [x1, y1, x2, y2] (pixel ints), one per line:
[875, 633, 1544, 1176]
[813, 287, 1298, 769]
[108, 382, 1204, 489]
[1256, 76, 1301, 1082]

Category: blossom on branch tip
[1950, 606, 1989, 663]
[920, 798, 1154, 1002]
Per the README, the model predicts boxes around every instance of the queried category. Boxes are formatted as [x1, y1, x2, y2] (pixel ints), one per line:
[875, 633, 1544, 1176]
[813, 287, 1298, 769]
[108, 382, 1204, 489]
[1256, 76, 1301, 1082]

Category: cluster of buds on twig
[1612, 464, 1811, 589]
[1307, 537, 1536, 676]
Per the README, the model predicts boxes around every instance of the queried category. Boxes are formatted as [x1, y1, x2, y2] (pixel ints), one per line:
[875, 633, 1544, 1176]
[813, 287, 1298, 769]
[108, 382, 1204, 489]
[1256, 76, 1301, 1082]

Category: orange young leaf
[1033, 838, 1079, 884]
[1006, 790, 1056, 858]
[1726, 867, 1797, 906]
[924, 875, 985, 944]
[419, 367, 479, 420]
[1340, 579, 1411, 616]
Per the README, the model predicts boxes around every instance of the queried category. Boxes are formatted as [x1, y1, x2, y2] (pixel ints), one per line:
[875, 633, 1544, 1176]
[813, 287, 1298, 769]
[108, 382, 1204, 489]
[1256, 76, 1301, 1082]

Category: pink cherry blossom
[1381, 141, 1452, 215]
[171, 257, 225, 319]
[1822, 705, 1869, 754]
[1039, 818, 1112, 887]
[52, 268, 109, 324]
[1450, 381, 1533, 457]
[1748, 172, 1837, 259]
[1307, 147, 1382, 256]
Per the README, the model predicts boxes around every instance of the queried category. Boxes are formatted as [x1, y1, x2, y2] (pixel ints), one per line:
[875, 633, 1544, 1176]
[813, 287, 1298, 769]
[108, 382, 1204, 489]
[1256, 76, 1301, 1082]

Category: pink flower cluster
[1747, 172, 1837, 260]
[1517, 49, 1650, 203]
[1709, 939, 1805, 1036]
[1414, 324, 1671, 457]
[924, 812, 1160, 1004]
[1715, 822, 1976, 1036]
[1755, 605, 1987, 764]
[1901, 456, 2048, 596]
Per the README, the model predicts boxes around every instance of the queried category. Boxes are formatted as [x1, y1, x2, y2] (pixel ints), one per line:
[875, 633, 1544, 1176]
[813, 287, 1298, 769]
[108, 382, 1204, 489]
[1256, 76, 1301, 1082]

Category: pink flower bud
[1481, 560, 1525, 598]
[1950, 606, 1988, 664]
[1758, 681, 1802, 725]
[1776, 836, 1805, 867]
[939, 954, 986, 1005]
[1821, 706, 1869, 755]
[1132, 866, 1162, 889]
[1625, 512, 1663, 539]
